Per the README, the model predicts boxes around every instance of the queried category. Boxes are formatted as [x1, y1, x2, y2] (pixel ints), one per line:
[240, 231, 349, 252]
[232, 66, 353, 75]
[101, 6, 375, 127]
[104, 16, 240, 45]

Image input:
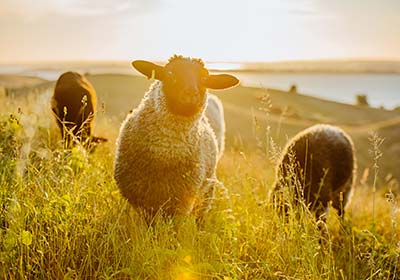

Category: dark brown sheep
[273, 124, 356, 219]
[51, 71, 106, 149]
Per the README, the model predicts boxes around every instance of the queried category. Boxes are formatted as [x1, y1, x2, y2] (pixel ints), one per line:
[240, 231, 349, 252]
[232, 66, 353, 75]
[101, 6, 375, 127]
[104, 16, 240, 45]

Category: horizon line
[1, 56, 400, 65]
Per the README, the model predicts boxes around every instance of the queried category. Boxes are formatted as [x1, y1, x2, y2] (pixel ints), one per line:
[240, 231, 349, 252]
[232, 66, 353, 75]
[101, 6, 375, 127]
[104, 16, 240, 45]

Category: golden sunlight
[0, 0, 400, 279]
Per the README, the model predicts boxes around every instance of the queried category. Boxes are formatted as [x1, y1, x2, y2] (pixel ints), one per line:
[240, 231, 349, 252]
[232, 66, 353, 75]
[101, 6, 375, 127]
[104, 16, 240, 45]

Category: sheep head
[132, 55, 239, 117]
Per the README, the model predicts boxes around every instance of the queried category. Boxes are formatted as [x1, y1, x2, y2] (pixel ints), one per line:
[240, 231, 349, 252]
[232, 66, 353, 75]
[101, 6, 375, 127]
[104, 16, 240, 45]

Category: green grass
[1, 80, 399, 279]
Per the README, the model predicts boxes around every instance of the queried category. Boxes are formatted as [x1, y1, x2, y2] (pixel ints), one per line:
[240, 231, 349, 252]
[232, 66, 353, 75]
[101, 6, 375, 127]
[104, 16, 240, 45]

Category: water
[231, 72, 400, 109]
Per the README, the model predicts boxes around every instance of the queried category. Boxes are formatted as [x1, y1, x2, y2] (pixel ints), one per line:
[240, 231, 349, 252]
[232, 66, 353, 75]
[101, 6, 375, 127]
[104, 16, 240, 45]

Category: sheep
[51, 71, 107, 149]
[113, 55, 239, 217]
[273, 124, 356, 219]
[205, 94, 225, 159]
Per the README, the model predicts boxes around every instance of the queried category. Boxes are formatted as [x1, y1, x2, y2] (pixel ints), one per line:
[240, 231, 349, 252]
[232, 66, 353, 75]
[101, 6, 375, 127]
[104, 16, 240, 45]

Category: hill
[0, 74, 47, 88]
[2, 73, 399, 182]
[81, 74, 399, 183]
[240, 59, 400, 73]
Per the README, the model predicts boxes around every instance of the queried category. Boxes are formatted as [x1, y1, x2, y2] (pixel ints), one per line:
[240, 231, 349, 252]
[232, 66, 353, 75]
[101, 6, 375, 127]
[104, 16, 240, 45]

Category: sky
[0, 0, 400, 62]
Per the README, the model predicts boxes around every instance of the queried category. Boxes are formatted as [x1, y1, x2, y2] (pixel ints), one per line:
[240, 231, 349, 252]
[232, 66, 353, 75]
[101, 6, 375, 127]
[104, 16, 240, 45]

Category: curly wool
[274, 124, 356, 218]
[114, 81, 221, 216]
[167, 54, 205, 68]
[205, 94, 225, 159]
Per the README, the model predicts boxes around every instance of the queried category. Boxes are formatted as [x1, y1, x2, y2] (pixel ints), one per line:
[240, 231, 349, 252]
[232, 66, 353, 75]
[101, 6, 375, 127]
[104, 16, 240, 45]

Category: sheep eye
[200, 76, 208, 84]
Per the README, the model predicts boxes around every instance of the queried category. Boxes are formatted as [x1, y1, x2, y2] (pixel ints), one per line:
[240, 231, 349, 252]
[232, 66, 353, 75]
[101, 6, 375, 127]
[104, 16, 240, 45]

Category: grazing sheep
[273, 124, 356, 219]
[114, 55, 239, 217]
[52, 71, 106, 149]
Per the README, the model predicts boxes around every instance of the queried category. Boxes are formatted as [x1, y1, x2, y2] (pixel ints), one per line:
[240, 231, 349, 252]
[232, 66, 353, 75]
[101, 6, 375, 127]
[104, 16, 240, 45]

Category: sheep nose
[182, 89, 199, 104]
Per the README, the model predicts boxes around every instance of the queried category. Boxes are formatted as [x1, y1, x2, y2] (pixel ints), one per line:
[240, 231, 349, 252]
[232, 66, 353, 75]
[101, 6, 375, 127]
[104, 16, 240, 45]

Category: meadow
[0, 73, 399, 279]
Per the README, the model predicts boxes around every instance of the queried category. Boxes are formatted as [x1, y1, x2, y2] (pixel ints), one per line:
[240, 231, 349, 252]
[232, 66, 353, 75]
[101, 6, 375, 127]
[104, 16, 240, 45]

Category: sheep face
[132, 55, 239, 117]
[162, 58, 208, 117]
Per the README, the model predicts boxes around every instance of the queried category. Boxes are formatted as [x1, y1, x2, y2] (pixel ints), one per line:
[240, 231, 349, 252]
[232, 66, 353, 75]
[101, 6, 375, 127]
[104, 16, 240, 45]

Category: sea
[230, 72, 400, 110]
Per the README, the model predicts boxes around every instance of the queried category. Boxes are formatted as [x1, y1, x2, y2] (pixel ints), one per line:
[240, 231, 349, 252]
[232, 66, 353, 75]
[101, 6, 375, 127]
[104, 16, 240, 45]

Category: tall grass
[0, 91, 399, 279]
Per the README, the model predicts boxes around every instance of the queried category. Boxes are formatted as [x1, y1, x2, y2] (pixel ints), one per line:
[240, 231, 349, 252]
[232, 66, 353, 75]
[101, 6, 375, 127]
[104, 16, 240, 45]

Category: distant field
[0, 74, 47, 88]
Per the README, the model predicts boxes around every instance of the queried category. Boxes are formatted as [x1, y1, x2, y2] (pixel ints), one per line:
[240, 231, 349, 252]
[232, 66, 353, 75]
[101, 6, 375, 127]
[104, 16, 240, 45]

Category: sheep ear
[131, 60, 164, 80]
[206, 74, 239, 90]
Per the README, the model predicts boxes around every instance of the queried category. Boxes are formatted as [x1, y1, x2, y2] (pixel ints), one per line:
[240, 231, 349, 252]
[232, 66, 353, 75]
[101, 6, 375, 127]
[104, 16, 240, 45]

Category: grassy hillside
[81, 74, 400, 183]
[0, 75, 47, 88]
[0, 74, 399, 279]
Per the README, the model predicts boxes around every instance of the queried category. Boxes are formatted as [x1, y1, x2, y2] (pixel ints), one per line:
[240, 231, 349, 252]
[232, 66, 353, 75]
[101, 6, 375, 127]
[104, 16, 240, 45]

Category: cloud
[57, 0, 161, 17]
[314, 0, 400, 17]
[0, 0, 161, 19]
[1, 0, 399, 62]
[242, 0, 319, 16]
[0, 0, 57, 18]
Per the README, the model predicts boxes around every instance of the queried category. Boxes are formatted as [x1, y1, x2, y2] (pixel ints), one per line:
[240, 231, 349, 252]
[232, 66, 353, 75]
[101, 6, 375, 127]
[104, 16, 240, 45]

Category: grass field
[0, 74, 399, 279]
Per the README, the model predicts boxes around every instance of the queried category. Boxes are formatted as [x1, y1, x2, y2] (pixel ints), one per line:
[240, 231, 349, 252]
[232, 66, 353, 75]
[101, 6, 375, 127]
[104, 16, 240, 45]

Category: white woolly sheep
[273, 124, 356, 219]
[114, 55, 239, 217]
